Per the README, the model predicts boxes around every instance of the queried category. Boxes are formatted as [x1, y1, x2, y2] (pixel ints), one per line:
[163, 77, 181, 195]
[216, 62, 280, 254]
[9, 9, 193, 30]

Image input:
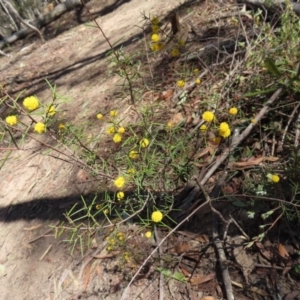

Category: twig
[229, 214, 250, 240]
[28, 221, 60, 243]
[215, 193, 300, 208]
[213, 209, 234, 300]
[197, 173, 234, 300]
[81, 0, 135, 104]
[154, 226, 164, 300]
[39, 244, 53, 261]
[1, 120, 114, 180]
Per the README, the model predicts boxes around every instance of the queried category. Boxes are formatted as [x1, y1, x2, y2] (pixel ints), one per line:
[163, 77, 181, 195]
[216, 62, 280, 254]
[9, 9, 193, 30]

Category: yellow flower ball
[194, 68, 199, 74]
[104, 209, 109, 215]
[140, 138, 150, 148]
[107, 126, 115, 134]
[211, 137, 221, 145]
[114, 176, 125, 189]
[151, 24, 160, 33]
[219, 122, 231, 138]
[58, 123, 66, 130]
[202, 111, 215, 122]
[167, 122, 173, 128]
[95, 204, 101, 210]
[171, 48, 180, 57]
[195, 78, 201, 85]
[97, 113, 103, 120]
[23, 96, 39, 111]
[199, 124, 207, 131]
[118, 127, 125, 133]
[267, 173, 280, 183]
[47, 105, 56, 117]
[151, 33, 160, 42]
[34, 122, 46, 134]
[251, 119, 256, 124]
[151, 17, 159, 25]
[151, 42, 164, 51]
[5, 115, 17, 126]
[127, 168, 136, 175]
[117, 191, 125, 200]
[145, 231, 152, 238]
[229, 107, 238, 116]
[113, 133, 122, 143]
[151, 211, 163, 223]
[178, 39, 185, 47]
[129, 150, 139, 159]
[110, 110, 118, 117]
[177, 80, 185, 88]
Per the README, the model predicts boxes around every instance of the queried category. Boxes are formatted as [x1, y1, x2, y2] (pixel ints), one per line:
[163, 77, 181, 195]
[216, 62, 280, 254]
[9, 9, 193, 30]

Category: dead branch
[1, 0, 44, 42]
[0, 0, 89, 50]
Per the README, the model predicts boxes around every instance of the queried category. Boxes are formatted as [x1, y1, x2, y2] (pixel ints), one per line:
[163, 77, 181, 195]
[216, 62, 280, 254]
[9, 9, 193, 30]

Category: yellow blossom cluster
[113, 133, 122, 143]
[140, 138, 150, 148]
[202, 111, 215, 122]
[47, 105, 56, 117]
[104, 110, 126, 143]
[127, 168, 136, 175]
[114, 176, 126, 189]
[229, 107, 238, 116]
[117, 191, 125, 200]
[219, 122, 231, 138]
[110, 110, 118, 117]
[201, 111, 232, 138]
[177, 80, 185, 88]
[171, 48, 180, 57]
[145, 231, 152, 238]
[129, 150, 139, 159]
[150, 17, 164, 51]
[151, 211, 163, 223]
[267, 173, 280, 183]
[23, 96, 39, 111]
[34, 122, 46, 134]
[5, 115, 18, 126]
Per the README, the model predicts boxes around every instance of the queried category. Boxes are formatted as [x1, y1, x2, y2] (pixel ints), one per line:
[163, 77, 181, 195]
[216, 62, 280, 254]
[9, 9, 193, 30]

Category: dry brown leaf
[233, 237, 254, 283]
[278, 243, 290, 259]
[161, 89, 174, 101]
[96, 264, 102, 277]
[177, 231, 209, 243]
[83, 262, 91, 291]
[76, 169, 89, 182]
[195, 234, 209, 243]
[94, 251, 121, 259]
[207, 135, 221, 147]
[200, 297, 216, 300]
[256, 242, 273, 261]
[174, 243, 193, 254]
[249, 286, 269, 296]
[190, 272, 215, 285]
[233, 156, 279, 168]
[179, 263, 191, 277]
[194, 147, 213, 159]
[168, 112, 184, 126]
[23, 224, 42, 231]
